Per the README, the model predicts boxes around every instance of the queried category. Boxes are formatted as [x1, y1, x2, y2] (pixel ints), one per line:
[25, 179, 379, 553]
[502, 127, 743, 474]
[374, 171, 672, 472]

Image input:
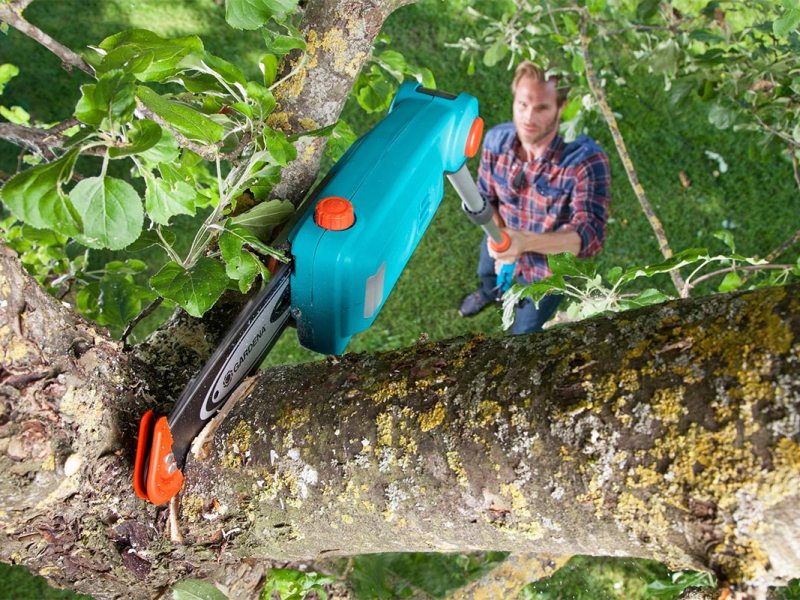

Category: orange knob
[315, 196, 355, 231]
[465, 117, 484, 158]
[489, 231, 511, 253]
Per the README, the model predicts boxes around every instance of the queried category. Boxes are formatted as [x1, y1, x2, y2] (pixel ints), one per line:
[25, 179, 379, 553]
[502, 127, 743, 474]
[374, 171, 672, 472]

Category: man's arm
[488, 228, 581, 263]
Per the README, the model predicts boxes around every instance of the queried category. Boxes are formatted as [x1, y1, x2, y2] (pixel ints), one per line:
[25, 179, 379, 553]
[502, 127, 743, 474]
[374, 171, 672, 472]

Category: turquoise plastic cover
[288, 82, 480, 355]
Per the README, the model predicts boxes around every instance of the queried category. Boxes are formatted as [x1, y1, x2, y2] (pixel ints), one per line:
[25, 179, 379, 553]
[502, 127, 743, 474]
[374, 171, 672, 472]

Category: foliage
[352, 32, 437, 113]
[0, 3, 314, 330]
[776, 579, 800, 600]
[502, 244, 799, 327]
[644, 570, 716, 599]
[448, 0, 800, 153]
[520, 555, 671, 600]
[259, 568, 333, 600]
[0, 63, 30, 124]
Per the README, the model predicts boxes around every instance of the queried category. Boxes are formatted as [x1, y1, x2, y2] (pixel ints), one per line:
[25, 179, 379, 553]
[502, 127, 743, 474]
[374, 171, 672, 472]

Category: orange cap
[465, 117, 484, 158]
[315, 196, 355, 231]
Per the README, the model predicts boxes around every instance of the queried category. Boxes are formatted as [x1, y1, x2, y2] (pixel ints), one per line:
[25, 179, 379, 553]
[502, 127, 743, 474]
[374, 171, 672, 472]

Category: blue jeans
[477, 235, 562, 335]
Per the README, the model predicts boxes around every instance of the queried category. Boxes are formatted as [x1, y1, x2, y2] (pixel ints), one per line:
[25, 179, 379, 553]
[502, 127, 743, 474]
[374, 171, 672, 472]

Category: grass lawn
[1, 0, 798, 598]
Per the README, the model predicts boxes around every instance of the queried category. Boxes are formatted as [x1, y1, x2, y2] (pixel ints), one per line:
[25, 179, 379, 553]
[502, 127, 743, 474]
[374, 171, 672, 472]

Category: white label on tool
[364, 262, 386, 319]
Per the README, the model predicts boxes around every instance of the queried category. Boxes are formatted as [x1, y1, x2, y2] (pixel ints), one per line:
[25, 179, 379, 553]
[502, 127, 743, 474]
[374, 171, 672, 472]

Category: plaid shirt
[477, 123, 611, 283]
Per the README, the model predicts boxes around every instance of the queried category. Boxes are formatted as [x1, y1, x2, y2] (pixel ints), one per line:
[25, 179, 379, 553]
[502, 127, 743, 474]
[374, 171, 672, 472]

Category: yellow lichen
[370, 380, 408, 404]
[651, 386, 686, 426]
[221, 420, 253, 469]
[277, 405, 310, 430]
[500, 483, 531, 518]
[418, 401, 445, 432]
[477, 400, 502, 427]
[376, 411, 393, 446]
[446, 451, 469, 488]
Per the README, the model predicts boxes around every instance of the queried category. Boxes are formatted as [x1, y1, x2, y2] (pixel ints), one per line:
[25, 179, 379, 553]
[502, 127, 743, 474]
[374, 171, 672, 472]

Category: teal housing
[288, 82, 480, 355]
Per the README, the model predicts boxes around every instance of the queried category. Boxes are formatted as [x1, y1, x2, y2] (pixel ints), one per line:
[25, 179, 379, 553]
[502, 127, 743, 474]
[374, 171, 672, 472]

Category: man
[459, 60, 611, 334]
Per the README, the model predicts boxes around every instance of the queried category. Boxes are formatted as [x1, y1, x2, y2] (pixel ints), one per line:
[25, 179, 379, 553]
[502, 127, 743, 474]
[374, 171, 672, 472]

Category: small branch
[121, 297, 164, 347]
[0, 3, 94, 77]
[0, 122, 105, 159]
[763, 229, 800, 264]
[792, 149, 800, 194]
[134, 101, 218, 162]
[684, 264, 792, 295]
[579, 13, 686, 296]
[752, 112, 799, 148]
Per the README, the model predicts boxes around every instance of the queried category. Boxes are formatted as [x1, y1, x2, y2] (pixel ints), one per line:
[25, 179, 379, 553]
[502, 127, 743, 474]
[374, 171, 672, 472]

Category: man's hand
[488, 228, 583, 263]
[487, 228, 524, 265]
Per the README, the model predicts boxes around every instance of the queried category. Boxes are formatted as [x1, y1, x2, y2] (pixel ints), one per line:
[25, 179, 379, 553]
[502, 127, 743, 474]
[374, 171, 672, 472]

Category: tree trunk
[1, 243, 798, 598]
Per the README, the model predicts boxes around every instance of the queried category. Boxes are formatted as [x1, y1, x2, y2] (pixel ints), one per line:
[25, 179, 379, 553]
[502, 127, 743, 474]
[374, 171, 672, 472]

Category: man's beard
[518, 113, 559, 146]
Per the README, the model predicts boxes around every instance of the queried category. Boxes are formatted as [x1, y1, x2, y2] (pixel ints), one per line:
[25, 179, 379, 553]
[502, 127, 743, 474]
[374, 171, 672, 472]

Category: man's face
[512, 76, 563, 148]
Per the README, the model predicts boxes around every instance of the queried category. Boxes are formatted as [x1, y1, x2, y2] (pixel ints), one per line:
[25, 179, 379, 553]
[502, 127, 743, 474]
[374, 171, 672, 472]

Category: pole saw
[133, 82, 511, 506]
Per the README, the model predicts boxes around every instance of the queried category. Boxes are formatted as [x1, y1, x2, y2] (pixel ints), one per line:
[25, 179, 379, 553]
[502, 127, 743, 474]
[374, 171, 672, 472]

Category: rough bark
[268, 0, 414, 205]
[1, 242, 799, 599]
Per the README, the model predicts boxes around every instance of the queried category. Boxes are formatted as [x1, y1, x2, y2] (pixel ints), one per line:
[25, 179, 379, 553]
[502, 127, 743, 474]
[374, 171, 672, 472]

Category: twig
[752, 112, 799, 148]
[763, 229, 800, 264]
[121, 297, 164, 347]
[579, 13, 686, 296]
[134, 101, 218, 161]
[168, 497, 184, 544]
[0, 3, 94, 77]
[684, 264, 793, 295]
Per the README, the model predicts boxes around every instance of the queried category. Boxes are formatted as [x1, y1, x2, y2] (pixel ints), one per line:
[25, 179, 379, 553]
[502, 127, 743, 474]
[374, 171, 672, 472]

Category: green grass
[1, 0, 799, 598]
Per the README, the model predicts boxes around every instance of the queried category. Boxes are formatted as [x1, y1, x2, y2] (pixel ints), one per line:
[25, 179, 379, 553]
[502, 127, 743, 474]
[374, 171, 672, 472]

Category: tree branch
[0, 3, 94, 77]
[579, 14, 686, 296]
[0, 120, 104, 160]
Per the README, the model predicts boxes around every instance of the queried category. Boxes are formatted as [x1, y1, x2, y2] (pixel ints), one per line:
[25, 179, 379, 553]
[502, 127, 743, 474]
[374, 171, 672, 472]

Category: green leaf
[645, 571, 716, 599]
[150, 258, 228, 318]
[718, 271, 742, 293]
[230, 199, 293, 240]
[355, 66, 394, 113]
[69, 176, 144, 250]
[171, 579, 228, 600]
[109, 120, 162, 158]
[587, 0, 606, 15]
[324, 119, 357, 163]
[140, 127, 180, 164]
[99, 274, 148, 328]
[0, 105, 30, 125]
[606, 266, 623, 285]
[712, 230, 736, 253]
[225, 0, 300, 30]
[178, 52, 247, 87]
[483, 39, 507, 67]
[264, 128, 297, 165]
[127, 228, 176, 252]
[636, 0, 661, 21]
[0, 148, 81, 236]
[144, 176, 196, 225]
[377, 50, 407, 82]
[261, 24, 306, 55]
[74, 69, 136, 127]
[774, 7, 800, 37]
[708, 102, 737, 129]
[0, 63, 20, 95]
[260, 54, 278, 87]
[136, 85, 225, 145]
[221, 220, 285, 259]
[548, 253, 595, 278]
[94, 29, 204, 82]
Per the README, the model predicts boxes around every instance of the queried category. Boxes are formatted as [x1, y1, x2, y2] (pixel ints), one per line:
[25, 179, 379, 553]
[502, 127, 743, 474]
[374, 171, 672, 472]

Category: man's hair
[511, 61, 569, 106]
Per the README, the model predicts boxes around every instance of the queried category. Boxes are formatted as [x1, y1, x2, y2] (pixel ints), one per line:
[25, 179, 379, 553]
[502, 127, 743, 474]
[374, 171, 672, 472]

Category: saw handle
[488, 232, 516, 294]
